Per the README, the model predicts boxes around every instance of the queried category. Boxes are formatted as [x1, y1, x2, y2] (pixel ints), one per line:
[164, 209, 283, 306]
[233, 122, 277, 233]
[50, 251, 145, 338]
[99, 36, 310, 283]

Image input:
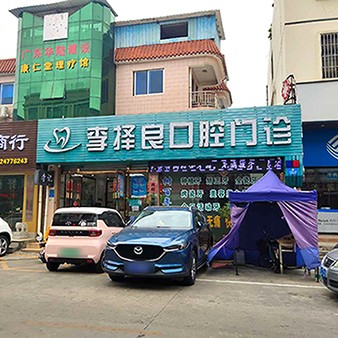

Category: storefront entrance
[59, 169, 148, 220]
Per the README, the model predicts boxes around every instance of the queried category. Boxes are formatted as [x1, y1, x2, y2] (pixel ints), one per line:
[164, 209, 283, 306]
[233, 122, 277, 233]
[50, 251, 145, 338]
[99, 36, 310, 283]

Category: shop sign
[303, 128, 338, 167]
[130, 175, 147, 198]
[318, 210, 338, 234]
[37, 106, 302, 163]
[286, 168, 299, 176]
[0, 121, 37, 171]
[34, 169, 55, 187]
[149, 158, 283, 173]
[20, 42, 90, 74]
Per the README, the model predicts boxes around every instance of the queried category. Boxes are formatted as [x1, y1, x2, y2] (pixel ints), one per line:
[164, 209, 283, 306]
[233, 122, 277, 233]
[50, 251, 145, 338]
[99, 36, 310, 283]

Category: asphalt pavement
[0, 251, 337, 338]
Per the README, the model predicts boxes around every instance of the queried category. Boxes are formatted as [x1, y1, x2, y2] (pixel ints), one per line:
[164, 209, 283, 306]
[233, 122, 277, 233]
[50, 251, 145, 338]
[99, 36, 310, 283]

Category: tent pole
[234, 249, 239, 276]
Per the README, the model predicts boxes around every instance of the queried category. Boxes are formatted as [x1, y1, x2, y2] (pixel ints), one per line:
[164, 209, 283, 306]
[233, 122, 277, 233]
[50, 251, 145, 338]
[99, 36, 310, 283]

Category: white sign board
[317, 210, 338, 233]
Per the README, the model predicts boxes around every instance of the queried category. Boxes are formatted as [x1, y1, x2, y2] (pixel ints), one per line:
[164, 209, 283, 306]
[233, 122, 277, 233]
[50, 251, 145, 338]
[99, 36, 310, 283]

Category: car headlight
[107, 242, 117, 249]
[164, 243, 188, 252]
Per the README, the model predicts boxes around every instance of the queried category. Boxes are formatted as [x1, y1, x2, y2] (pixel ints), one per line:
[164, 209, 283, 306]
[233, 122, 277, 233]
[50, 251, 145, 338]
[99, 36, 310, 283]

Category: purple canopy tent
[208, 170, 320, 270]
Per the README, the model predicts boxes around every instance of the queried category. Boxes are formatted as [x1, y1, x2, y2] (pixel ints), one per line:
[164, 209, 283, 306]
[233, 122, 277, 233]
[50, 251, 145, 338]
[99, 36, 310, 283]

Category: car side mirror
[197, 221, 204, 228]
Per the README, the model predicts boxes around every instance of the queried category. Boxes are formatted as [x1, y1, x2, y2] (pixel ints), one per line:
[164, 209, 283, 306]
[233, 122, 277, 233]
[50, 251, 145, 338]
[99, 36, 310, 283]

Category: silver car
[320, 245, 338, 293]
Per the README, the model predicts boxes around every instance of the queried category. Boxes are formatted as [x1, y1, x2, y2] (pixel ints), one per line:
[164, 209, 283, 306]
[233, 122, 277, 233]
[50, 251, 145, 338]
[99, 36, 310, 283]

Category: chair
[277, 234, 296, 274]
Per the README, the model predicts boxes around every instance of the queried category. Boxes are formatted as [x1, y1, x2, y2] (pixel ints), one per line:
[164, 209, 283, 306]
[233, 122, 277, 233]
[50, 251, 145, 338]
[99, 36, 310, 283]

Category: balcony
[190, 89, 231, 109]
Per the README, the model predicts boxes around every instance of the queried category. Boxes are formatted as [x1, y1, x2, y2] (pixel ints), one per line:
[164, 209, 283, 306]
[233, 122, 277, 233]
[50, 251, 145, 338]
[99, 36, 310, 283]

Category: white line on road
[197, 278, 324, 289]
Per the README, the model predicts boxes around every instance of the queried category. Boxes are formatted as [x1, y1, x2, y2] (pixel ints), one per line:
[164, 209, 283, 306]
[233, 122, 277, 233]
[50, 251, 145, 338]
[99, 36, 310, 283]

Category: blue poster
[131, 175, 147, 198]
[117, 174, 124, 198]
[303, 128, 338, 166]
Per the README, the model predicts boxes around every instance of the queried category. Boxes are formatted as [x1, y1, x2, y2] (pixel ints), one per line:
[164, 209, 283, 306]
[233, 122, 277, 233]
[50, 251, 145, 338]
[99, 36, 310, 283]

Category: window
[100, 212, 124, 227]
[161, 22, 188, 40]
[321, 32, 338, 78]
[0, 83, 14, 104]
[134, 70, 163, 95]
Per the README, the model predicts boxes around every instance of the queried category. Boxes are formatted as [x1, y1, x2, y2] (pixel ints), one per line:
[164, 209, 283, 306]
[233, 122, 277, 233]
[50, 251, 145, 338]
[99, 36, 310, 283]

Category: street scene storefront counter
[36, 105, 304, 239]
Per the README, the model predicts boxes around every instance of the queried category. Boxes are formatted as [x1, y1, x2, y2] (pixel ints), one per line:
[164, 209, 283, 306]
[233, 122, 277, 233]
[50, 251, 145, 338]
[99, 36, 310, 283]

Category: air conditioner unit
[0, 105, 9, 118]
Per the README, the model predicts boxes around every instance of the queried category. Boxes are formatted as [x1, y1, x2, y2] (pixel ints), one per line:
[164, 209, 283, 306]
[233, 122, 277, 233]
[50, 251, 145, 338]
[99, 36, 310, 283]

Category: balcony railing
[190, 91, 224, 109]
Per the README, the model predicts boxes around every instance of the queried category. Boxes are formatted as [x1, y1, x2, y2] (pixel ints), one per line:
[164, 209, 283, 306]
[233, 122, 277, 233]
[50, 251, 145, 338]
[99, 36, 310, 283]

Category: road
[0, 252, 337, 338]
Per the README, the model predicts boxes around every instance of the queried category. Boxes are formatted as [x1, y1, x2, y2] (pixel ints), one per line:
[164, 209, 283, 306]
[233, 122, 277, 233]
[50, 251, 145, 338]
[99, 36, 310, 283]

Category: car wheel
[108, 274, 124, 282]
[182, 251, 197, 286]
[0, 235, 10, 257]
[46, 261, 60, 272]
[94, 256, 104, 273]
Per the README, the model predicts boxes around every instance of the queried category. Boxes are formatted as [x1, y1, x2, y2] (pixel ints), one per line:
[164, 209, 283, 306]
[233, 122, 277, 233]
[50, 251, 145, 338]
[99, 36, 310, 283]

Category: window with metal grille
[321, 32, 338, 78]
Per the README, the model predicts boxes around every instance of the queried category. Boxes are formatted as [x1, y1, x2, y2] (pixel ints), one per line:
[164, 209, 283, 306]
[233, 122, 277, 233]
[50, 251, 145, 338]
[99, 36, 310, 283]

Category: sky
[0, 0, 273, 108]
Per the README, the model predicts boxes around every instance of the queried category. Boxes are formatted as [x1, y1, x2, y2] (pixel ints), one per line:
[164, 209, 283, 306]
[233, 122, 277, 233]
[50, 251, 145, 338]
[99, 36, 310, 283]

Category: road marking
[0, 261, 45, 273]
[198, 278, 323, 289]
[7, 268, 46, 273]
[0, 260, 9, 270]
[23, 320, 161, 336]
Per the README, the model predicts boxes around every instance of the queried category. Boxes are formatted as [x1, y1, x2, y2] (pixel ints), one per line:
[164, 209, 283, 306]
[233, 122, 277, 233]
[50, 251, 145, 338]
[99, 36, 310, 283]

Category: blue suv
[102, 206, 213, 285]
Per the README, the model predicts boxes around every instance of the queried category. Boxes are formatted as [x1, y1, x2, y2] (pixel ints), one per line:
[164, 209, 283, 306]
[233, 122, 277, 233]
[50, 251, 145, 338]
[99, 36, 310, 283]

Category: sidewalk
[3, 234, 336, 261]
[318, 234, 338, 257]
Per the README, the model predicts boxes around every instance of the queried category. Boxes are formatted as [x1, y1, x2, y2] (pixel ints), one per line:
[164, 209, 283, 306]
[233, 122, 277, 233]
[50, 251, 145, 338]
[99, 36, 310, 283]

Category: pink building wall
[115, 56, 221, 115]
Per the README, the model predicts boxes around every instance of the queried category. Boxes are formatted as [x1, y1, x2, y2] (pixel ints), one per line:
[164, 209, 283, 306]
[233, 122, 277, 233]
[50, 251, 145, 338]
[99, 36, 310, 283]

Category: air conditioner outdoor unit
[0, 105, 9, 118]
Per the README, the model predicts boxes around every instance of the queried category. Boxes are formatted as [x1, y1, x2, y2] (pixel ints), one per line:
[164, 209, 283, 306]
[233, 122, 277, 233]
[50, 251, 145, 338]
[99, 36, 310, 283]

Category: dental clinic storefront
[37, 105, 303, 239]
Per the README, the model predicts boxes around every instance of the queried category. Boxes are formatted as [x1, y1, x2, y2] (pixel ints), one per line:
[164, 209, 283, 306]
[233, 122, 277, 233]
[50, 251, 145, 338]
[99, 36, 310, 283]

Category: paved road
[0, 252, 337, 338]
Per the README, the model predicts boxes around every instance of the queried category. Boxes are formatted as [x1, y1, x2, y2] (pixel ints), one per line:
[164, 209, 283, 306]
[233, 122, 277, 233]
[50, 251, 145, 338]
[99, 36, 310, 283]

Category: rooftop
[115, 39, 228, 79]
[10, 0, 117, 18]
[115, 10, 225, 40]
[0, 58, 16, 74]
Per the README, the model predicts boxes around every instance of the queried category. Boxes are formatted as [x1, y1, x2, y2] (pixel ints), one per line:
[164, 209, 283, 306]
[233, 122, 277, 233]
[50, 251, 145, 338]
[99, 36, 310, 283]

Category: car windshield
[52, 213, 97, 227]
[132, 210, 192, 229]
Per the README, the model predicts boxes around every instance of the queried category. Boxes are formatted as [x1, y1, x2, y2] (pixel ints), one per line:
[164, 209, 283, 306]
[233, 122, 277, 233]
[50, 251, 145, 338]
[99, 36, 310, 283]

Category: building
[268, 0, 338, 211]
[0, 58, 15, 121]
[0, 59, 39, 233]
[7, 0, 304, 240]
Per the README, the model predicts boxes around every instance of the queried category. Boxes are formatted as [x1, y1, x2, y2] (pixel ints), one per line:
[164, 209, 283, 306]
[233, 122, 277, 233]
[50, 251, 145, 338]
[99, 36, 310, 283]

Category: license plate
[59, 248, 80, 258]
[124, 262, 154, 275]
[320, 266, 327, 278]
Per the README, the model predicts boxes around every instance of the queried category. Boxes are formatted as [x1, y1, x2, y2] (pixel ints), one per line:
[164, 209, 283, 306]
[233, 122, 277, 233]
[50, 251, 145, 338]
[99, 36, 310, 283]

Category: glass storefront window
[303, 168, 338, 209]
[0, 175, 24, 230]
[158, 172, 264, 241]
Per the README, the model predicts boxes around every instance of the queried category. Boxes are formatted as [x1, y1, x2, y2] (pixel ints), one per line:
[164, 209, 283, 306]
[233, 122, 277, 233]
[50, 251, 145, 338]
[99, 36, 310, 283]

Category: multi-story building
[0, 58, 39, 233]
[268, 0, 338, 212]
[4, 0, 304, 240]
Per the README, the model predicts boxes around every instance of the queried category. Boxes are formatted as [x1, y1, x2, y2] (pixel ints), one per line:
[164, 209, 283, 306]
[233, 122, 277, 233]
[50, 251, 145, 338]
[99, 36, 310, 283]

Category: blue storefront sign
[37, 106, 303, 170]
[130, 175, 147, 198]
[303, 128, 338, 167]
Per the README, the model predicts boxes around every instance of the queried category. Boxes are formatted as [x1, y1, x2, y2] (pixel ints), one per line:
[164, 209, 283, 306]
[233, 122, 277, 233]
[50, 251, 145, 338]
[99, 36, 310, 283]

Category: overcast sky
[0, 0, 273, 108]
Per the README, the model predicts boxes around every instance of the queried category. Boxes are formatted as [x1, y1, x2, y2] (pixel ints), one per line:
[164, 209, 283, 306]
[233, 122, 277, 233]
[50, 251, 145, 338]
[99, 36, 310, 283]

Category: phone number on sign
[0, 157, 28, 165]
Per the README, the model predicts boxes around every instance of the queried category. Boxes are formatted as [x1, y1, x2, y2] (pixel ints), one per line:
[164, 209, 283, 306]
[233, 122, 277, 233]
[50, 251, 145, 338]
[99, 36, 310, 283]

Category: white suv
[0, 217, 13, 257]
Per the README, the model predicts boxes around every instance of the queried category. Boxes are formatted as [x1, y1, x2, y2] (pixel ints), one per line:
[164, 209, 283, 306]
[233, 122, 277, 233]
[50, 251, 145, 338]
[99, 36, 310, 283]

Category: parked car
[102, 206, 213, 286]
[0, 217, 13, 257]
[45, 207, 125, 272]
[320, 244, 338, 293]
